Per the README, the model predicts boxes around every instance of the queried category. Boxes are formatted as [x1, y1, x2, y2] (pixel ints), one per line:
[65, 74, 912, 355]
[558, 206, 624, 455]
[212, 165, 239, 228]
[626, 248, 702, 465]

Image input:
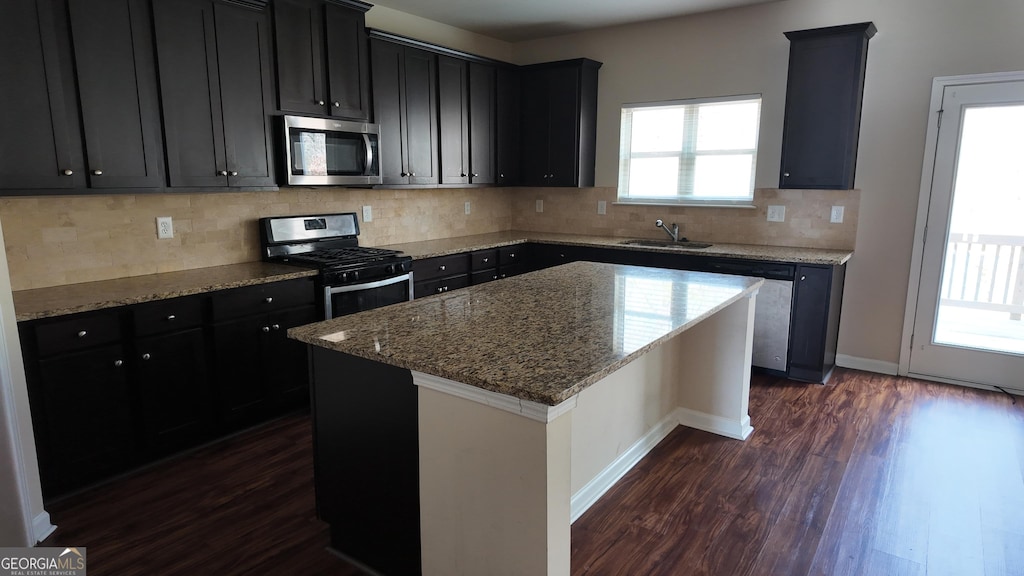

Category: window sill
[613, 200, 758, 209]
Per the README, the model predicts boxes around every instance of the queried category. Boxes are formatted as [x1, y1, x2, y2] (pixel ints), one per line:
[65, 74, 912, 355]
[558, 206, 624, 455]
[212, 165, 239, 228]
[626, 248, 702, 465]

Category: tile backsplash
[1, 186, 857, 291]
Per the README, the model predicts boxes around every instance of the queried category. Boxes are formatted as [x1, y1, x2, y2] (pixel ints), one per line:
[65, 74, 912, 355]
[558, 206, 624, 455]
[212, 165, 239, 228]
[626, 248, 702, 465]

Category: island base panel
[311, 348, 421, 575]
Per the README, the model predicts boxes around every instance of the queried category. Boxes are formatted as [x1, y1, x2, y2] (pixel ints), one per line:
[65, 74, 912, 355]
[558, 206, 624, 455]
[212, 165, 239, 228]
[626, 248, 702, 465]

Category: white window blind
[618, 95, 761, 204]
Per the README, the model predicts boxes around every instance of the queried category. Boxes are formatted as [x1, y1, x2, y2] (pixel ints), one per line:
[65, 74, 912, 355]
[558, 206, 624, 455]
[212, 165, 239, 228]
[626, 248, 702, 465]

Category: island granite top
[380, 230, 853, 265]
[289, 261, 763, 406]
[13, 262, 317, 321]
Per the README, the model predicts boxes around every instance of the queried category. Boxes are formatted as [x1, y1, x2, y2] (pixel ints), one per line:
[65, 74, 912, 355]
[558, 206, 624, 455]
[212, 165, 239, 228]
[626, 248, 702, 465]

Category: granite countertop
[380, 230, 853, 265]
[289, 261, 763, 406]
[13, 262, 318, 321]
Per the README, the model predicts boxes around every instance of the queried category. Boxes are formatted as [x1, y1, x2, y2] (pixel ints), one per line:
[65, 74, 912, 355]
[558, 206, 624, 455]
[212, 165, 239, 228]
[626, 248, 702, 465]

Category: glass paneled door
[909, 77, 1024, 393]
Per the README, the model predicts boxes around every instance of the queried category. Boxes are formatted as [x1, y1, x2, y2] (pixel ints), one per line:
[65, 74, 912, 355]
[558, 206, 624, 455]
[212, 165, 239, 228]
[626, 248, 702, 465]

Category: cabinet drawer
[498, 264, 526, 279]
[414, 275, 469, 298]
[412, 254, 469, 282]
[34, 311, 122, 357]
[210, 278, 315, 322]
[132, 296, 204, 336]
[498, 245, 526, 267]
[469, 249, 498, 271]
[471, 270, 499, 285]
[702, 259, 795, 281]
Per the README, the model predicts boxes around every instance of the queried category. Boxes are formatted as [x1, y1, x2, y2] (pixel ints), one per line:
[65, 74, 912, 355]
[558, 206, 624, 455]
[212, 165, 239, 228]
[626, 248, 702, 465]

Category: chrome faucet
[655, 219, 680, 242]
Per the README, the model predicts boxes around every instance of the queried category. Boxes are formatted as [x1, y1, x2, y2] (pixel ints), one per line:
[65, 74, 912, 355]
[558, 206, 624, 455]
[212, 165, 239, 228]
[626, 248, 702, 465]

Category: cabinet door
[0, 0, 82, 190]
[469, 62, 496, 185]
[153, 0, 229, 187]
[273, 0, 325, 115]
[216, 2, 276, 187]
[136, 328, 212, 455]
[212, 315, 271, 430]
[789, 265, 831, 378]
[370, 38, 407, 185]
[519, 68, 549, 186]
[264, 305, 317, 412]
[324, 2, 370, 120]
[402, 47, 439, 185]
[438, 56, 469, 185]
[67, 0, 164, 188]
[35, 344, 135, 497]
[545, 67, 581, 187]
[495, 66, 520, 185]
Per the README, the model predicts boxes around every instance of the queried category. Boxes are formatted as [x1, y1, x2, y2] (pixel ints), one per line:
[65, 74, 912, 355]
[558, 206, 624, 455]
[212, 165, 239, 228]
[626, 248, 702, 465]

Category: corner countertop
[13, 262, 318, 322]
[289, 261, 763, 406]
[379, 231, 853, 266]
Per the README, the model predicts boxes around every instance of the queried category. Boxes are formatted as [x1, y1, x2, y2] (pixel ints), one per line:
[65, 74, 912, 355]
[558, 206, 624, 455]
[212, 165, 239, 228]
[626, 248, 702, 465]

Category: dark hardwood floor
[42, 369, 1024, 575]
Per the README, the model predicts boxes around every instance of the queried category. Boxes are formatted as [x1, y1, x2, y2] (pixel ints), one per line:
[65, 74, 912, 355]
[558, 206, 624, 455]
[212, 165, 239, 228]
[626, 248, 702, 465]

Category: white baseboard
[569, 412, 678, 523]
[674, 407, 753, 440]
[33, 511, 55, 544]
[835, 354, 899, 376]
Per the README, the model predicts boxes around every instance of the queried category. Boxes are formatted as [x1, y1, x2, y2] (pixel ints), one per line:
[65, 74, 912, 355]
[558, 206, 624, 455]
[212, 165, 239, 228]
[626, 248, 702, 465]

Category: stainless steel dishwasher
[704, 260, 794, 373]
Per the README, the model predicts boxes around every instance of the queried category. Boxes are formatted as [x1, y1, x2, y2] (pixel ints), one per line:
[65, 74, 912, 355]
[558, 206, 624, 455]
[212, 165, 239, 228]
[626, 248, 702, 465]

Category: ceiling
[369, 0, 784, 42]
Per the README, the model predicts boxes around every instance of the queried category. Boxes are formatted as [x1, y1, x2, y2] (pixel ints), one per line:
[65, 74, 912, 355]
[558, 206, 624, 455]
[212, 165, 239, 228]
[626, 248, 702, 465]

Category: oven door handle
[362, 134, 374, 176]
[323, 272, 414, 319]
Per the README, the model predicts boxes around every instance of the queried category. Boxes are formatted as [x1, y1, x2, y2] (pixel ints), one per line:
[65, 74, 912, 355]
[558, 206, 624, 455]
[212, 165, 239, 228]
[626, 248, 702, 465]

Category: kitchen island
[289, 261, 763, 575]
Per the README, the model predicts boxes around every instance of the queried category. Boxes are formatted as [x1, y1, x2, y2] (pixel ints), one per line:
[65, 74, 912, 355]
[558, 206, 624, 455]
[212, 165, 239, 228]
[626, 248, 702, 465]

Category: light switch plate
[156, 216, 173, 239]
[465, 201, 471, 215]
[536, 199, 544, 213]
[766, 205, 786, 223]
[830, 206, 845, 223]
[597, 200, 607, 215]
[362, 205, 373, 222]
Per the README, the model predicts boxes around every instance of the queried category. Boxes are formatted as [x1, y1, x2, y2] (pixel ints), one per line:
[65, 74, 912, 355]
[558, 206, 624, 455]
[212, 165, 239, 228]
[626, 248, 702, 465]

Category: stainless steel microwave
[282, 115, 381, 186]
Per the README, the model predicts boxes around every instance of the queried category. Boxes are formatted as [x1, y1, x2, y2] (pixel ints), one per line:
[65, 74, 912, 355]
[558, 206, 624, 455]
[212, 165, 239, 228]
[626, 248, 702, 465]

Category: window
[618, 95, 761, 204]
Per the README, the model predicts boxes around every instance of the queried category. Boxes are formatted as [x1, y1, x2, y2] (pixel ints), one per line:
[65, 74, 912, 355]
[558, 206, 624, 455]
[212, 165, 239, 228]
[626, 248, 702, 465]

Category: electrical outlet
[830, 206, 845, 223]
[465, 201, 471, 215]
[362, 205, 373, 222]
[156, 216, 173, 239]
[536, 199, 544, 213]
[597, 200, 607, 215]
[766, 205, 786, 223]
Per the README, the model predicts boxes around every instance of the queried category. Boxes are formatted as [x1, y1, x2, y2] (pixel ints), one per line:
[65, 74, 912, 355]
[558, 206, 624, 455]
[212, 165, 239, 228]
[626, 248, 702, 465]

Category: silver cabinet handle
[801, 275, 806, 281]
[317, 100, 325, 106]
[92, 169, 103, 175]
[166, 314, 176, 321]
[436, 287, 443, 293]
[410, 172, 416, 177]
[114, 359, 123, 367]
[262, 326, 270, 333]
[472, 173, 479, 177]
[482, 258, 489, 263]
[62, 169, 73, 176]
[77, 330, 87, 338]
[784, 172, 791, 177]
[219, 170, 228, 176]
[509, 253, 516, 258]
[230, 171, 238, 176]
[333, 101, 340, 107]
[272, 324, 280, 330]
[461, 173, 466, 177]
[142, 353, 151, 360]
[439, 265, 446, 271]
[265, 297, 273, 303]
[500, 173, 505, 178]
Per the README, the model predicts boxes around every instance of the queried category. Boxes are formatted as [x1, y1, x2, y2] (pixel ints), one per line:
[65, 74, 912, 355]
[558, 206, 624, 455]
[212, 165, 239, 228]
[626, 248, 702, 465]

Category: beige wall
[365, 4, 514, 62]
[512, 0, 1024, 365]
[0, 188, 511, 291]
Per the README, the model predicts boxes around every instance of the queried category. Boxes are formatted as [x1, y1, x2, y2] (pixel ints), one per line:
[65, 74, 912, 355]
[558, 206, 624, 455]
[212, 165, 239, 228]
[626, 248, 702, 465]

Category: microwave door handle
[362, 134, 374, 176]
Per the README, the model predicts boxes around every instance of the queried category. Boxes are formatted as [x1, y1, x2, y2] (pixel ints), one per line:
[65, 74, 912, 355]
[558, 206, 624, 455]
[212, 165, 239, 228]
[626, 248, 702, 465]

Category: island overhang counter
[289, 261, 764, 576]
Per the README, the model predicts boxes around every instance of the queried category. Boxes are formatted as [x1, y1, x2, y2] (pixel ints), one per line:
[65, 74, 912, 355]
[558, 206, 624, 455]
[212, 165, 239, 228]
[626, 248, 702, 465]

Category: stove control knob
[339, 272, 349, 283]
[385, 264, 396, 274]
[351, 270, 360, 281]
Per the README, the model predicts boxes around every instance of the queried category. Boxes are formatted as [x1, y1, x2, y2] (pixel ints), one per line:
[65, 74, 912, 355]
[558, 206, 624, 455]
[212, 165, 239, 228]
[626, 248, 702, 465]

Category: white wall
[366, 4, 515, 62]
[512, 0, 1024, 365]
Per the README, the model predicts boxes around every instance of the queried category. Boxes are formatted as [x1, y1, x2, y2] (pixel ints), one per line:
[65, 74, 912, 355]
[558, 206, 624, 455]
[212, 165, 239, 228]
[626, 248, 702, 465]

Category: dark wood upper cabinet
[438, 55, 470, 185]
[520, 59, 601, 187]
[779, 22, 876, 190]
[495, 65, 521, 186]
[273, 0, 371, 120]
[370, 37, 438, 185]
[153, 0, 275, 188]
[67, 0, 164, 188]
[0, 0, 83, 191]
[469, 62, 497, 185]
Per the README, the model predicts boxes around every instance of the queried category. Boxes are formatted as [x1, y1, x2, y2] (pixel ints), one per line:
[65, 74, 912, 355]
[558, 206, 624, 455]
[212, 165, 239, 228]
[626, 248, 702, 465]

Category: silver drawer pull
[509, 253, 516, 258]
[63, 169, 73, 176]
[482, 258, 489, 263]
[262, 326, 270, 333]
[114, 360, 123, 367]
[272, 324, 280, 330]
[142, 353, 151, 361]
[436, 287, 443, 293]
[92, 169, 103, 175]
[333, 101, 340, 107]
[265, 297, 273, 304]
[166, 314, 176, 321]
[77, 330, 87, 338]
[317, 100, 325, 106]
[439, 265, 446, 271]
[219, 170, 228, 176]
[801, 275, 806, 281]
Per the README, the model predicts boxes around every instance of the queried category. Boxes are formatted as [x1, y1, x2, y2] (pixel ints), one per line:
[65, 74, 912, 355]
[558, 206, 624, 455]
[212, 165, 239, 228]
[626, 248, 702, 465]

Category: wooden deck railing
[941, 233, 1024, 320]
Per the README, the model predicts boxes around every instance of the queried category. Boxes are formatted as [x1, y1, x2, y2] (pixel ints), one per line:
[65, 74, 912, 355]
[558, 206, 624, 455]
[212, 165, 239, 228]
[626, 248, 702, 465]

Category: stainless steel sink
[620, 239, 713, 249]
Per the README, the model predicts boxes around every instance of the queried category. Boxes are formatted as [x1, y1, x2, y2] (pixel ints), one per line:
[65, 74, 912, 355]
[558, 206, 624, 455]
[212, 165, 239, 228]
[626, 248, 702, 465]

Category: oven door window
[329, 280, 410, 318]
[289, 128, 378, 177]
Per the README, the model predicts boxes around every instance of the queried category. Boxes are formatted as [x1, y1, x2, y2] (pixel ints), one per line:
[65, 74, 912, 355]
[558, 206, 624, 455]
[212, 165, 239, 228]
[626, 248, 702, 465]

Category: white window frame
[617, 94, 761, 207]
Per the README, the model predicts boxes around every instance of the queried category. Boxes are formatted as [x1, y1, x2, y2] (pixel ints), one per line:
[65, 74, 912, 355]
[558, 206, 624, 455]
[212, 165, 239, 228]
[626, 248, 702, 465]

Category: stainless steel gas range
[259, 213, 413, 319]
